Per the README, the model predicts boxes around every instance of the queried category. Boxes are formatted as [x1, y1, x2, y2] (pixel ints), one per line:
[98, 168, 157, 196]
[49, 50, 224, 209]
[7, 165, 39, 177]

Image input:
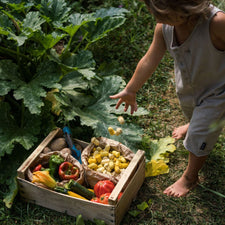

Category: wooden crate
[17, 128, 146, 225]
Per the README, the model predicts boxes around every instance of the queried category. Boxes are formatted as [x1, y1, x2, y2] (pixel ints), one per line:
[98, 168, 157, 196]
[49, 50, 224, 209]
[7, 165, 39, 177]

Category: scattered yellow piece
[118, 116, 125, 124]
[115, 128, 122, 136]
[108, 127, 116, 135]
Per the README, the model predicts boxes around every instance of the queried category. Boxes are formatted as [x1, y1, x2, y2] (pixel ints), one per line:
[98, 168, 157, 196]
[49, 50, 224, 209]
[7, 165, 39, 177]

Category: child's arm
[210, 11, 225, 51]
[110, 23, 166, 114]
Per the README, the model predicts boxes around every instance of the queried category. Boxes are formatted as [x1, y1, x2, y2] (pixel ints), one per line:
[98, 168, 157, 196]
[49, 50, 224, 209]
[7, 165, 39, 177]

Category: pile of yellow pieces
[87, 137, 129, 176]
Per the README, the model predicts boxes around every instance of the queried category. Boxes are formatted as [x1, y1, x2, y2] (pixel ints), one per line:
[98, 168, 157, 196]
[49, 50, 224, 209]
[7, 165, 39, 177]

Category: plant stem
[72, 32, 88, 53]
[21, 100, 25, 128]
[63, 36, 73, 54]
[0, 46, 30, 60]
[198, 184, 225, 198]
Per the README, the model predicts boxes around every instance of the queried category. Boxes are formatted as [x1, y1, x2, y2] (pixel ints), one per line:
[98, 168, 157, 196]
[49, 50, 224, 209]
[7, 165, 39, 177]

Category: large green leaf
[33, 31, 67, 50]
[39, 0, 71, 26]
[22, 11, 45, 35]
[143, 136, 176, 177]
[0, 144, 31, 208]
[14, 61, 62, 114]
[69, 13, 95, 25]
[60, 76, 147, 150]
[62, 50, 96, 69]
[0, 13, 14, 34]
[58, 13, 94, 37]
[60, 51, 97, 80]
[0, 102, 41, 159]
[0, 60, 23, 96]
[86, 16, 126, 43]
[143, 136, 176, 161]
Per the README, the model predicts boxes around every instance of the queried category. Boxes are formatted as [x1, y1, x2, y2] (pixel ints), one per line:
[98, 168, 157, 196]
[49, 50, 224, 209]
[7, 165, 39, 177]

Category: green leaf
[143, 136, 176, 161]
[62, 50, 96, 69]
[3, 177, 18, 208]
[60, 71, 89, 91]
[149, 137, 176, 162]
[87, 16, 126, 43]
[76, 214, 85, 225]
[143, 136, 176, 177]
[8, 32, 28, 46]
[0, 60, 23, 96]
[39, 0, 71, 26]
[0, 102, 41, 158]
[34, 31, 67, 50]
[69, 13, 95, 25]
[137, 201, 149, 211]
[0, 13, 14, 35]
[94, 7, 129, 18]
[7, 2, 34, 12]
[78, 68, 96, 80]
[93, 218, 107, 225]
[60, 76, 146, 150]
[0, 144, 30, 207]
[14, 61, 61, 114]
[128, 210, 141, 217]
[22, 11, 45, 34]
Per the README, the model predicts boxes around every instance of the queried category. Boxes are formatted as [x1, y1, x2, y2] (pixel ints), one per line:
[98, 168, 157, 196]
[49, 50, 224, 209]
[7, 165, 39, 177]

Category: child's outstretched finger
[124, 102, 129, 112]
[110, 93, 121, 99]
[131, 102, 138, 114]
[115, 98, 123, 109]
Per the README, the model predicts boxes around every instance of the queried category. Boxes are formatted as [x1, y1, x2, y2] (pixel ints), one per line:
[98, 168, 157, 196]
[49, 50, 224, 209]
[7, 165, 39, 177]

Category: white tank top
[162, 6, 225, 108]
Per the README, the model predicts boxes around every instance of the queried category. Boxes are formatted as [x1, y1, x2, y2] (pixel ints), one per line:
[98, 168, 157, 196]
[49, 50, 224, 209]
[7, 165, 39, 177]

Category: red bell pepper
[58, 162, 79, 180]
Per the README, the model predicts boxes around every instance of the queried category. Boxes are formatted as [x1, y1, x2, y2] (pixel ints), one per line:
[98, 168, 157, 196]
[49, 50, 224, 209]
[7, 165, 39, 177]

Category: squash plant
[0, 0, 148, 206]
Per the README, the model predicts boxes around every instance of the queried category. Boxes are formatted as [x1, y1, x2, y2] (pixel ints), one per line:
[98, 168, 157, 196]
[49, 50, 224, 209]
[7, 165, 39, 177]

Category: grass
[1, 0, 225, 224]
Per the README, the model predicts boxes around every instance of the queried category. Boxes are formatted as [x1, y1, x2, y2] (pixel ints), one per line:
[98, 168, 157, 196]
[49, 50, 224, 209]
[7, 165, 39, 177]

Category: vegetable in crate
[58, 162, 79, 180]
[65, 179, 95, 200]
[94, 180, 115, 197]
[91, 197, 100, 203]
[87, 142, 129, 175]
[33, 164, 42, 172]
[32, 170, 56, 189]
[99, 193, 111, 204]
[54, 186, 89, 200]
[49, 154, 64, 179]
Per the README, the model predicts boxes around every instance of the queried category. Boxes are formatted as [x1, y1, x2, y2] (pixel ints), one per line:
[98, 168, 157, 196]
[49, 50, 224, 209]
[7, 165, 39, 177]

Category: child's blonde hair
[143, 0, 211, 21]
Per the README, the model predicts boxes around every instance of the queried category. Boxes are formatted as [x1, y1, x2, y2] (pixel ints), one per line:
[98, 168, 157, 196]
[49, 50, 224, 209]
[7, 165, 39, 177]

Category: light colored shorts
[181, 89, 225, 157]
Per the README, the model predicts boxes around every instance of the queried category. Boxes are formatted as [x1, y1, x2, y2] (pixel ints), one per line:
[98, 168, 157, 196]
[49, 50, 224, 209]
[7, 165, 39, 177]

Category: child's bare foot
[172, 123, 189, 140]
[163, 175, 198, 197]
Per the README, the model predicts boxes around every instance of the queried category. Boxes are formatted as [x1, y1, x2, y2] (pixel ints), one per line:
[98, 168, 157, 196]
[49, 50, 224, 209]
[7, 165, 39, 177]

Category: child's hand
[110, 89, 137, 114]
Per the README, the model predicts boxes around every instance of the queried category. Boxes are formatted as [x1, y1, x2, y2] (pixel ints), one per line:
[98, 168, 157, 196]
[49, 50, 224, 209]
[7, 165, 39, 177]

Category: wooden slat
[108, 150, 145, 205]
[115, 159, 145, 224]
[18, 178, 116, 225]
[17, 128, 62, 179]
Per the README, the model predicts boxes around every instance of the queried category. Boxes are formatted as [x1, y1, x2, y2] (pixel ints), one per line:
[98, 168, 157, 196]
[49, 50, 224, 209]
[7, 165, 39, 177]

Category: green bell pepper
[49, 154, 64, 179]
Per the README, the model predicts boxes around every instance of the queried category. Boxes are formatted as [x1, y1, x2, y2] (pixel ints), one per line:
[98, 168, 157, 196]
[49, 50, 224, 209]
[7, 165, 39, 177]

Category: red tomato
[90, 197, 100, 203]
[118, 192, 123, 201]
[99, 193, 111, 204]
[94, 180, 115, 197]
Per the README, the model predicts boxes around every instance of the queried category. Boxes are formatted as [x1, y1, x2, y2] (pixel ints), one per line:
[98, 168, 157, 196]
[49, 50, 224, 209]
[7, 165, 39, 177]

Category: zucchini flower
[32, 170, 56, 189]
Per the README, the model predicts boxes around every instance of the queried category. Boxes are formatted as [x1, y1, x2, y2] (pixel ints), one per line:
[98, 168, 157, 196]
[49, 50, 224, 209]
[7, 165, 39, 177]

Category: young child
[110, 0, 225, 197]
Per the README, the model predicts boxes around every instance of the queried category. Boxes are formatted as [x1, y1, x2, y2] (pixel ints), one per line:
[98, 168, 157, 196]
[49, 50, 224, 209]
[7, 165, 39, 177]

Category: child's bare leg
[163, 152, 208, 197]
[172, 123, 190, 140]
